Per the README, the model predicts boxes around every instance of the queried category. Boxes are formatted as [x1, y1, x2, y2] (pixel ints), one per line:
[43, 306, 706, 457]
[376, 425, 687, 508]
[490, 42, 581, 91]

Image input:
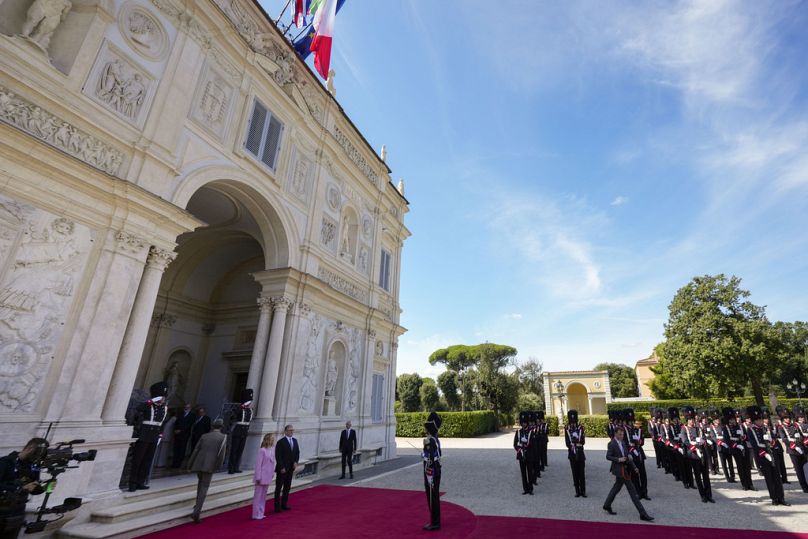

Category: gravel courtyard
[344, 432, 808, 532]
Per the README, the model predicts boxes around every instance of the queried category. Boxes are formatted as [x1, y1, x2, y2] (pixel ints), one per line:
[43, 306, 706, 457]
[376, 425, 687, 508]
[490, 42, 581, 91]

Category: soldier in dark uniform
[777, 406, 808, 492]
[682, 407, 714, 503]
[742, 412, 757, 474]
[607, 410, 617, 439]
[127, 382, 168, 492]
[536, 410, 549, 472]
[711, 412, 734, 483]
[702, 410, 720, 475]
[747, 405, 788, 505]
[723, 408, 753, 490]
[624, 409, 650, 500]
[422, 411, 442, 531]
[565, 409, 586, 498]
[228, 389, 253, 474]
[648, 408, 663, 471]
[527, 412, 540, 484]
[514, 412, 533, 495]
[665, 407, 687, 485]
[771, 406, 790, 485]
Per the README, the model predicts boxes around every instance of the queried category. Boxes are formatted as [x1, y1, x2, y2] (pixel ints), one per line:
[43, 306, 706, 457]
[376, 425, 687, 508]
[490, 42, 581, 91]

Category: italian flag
[310, 0, 338, 79]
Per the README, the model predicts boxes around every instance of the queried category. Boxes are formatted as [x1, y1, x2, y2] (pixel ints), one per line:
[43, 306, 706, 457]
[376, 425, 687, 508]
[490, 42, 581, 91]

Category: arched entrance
[130, 179, 290, 472]
[567, 383, 589, 415]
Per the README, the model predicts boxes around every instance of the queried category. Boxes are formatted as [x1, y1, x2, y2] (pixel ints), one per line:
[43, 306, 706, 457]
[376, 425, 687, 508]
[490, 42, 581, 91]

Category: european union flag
[293, 0, 346, 60]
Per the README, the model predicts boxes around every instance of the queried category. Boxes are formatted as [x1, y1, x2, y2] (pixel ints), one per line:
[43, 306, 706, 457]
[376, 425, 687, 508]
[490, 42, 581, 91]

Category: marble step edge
[59, 479, 314, 539]
[121, 472, 247, 501]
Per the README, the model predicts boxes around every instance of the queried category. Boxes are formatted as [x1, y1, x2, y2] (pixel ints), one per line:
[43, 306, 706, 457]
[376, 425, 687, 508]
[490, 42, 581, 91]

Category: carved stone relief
[344, 328, 361, 412]
[320, 216, 337, 252]
[83, 41, 155, 126]
[361, 214, 373, 240]
[357, 245, 369, 275]
[333, 125, 378, 186]
[375, 340, 384, 358]
[317, 267, 368, 305]
[190, 63, 234, 140]
[120, 3, 168, 61]
[299, 313, 322, 413]
[21, 0, 72, 50]
[289, 155, 311, 202]
[0, 193, 92, 412]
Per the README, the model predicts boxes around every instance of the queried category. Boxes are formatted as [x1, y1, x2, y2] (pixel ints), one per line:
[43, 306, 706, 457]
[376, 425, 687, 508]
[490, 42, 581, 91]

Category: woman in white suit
[252, 434, 276, 519]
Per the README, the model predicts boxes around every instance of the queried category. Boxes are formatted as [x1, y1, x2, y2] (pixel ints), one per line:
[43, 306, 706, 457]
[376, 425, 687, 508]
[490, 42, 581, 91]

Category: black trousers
[569, 459, 586, 495]
[631, 456, 648, 498]
[604, 475, 647, 516]
[789, 453, 808, 491]
[423, 465, 441, 526]
[707, 444, 719, 474]
[130, 439, 157, 487]
[690, 457, 712, 499]
[539, 441, 548, 469]
[518, 458, 533, 493]
[667, 448, 681, 481]
[229, 435, 246, 473]
[757, 457, 785, 503]
[172, 435, 189, 468]
[718, 449, 735, 482]
[341, 451, 353, 477]
[732, 449, 754, 489]
[679, 453, 694, 487]
[773, 449, 788, 483]
[0, 511, 25, 539]
[274, 470, 293, 509]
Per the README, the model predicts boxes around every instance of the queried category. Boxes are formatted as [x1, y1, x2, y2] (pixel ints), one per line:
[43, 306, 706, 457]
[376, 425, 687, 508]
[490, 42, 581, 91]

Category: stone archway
[567, 382, 589, 415]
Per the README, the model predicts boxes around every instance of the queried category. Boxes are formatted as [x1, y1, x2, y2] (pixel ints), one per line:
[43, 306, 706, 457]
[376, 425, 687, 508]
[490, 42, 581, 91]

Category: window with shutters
[244, 99, 284, 171]
[371, 374, 384, 423]
[378, 249, 392, 291]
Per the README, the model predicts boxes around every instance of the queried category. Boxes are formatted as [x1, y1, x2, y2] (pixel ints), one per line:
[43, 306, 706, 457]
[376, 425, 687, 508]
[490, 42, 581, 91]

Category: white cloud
[507, 313, 523, 320]
[610, 196, 629, 206]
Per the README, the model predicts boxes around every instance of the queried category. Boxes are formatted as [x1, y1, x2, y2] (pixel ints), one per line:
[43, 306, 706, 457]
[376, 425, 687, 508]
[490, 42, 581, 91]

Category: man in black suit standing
[274, 424, 300, 512]
[190, 407, 211, 452]
[172, 403, 194, 469]
[339, 420, 357, 479]
[603, 426, 654, 521]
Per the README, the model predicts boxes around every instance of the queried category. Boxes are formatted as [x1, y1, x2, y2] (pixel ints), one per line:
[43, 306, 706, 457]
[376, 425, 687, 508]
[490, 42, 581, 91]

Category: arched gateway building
[0, 0, 409, 526]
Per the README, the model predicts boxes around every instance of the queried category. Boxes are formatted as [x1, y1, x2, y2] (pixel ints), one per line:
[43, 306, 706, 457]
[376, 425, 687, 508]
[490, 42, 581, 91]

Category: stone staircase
[58, 472, 313, 539]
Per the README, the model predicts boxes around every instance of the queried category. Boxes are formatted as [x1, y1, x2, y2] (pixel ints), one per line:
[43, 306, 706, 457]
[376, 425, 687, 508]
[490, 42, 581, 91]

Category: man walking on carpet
[603, 426, 654, 522]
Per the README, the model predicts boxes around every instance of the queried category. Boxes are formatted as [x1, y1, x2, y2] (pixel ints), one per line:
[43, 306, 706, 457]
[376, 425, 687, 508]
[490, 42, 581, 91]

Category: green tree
[419, 379, 440, 411]
[594, 362, 639, 398]
[658, 274, 780, 405]
[429, 345, 479, 411]
[515, 357, 544, 402]
[396, 373, 423, 412]
[648, 343, 689, 399]
[437, 371, 461, 411]
[516, 391, 543, 412]
[476, 343, 518, 415]
[771, 321, 808, 395]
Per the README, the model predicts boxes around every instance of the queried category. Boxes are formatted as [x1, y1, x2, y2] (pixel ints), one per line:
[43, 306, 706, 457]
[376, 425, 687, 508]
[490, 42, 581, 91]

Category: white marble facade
[0, 0, 408, 520]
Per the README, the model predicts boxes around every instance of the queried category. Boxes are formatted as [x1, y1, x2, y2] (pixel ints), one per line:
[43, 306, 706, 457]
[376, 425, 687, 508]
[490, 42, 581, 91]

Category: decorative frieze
[333, 125, 379, 186]
[0, 85, 124, 176]
[114, 231, 147, 254]
[150, 0, 211, 49]
[320, 216, 337, 251]
[317, 267, 368, 304]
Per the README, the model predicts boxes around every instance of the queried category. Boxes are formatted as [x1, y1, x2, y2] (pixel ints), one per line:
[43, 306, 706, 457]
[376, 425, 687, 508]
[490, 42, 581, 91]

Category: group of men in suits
[513, 411, 549, 495]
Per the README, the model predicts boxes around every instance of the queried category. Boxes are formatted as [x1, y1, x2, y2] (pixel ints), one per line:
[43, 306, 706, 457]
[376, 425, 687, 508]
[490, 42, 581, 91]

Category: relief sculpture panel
[0, 193, 92, 413]
[189, 63, 235, 140]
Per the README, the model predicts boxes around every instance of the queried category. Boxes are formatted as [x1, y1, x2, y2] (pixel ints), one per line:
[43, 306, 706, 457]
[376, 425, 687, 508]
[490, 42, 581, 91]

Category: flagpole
[291, 25, 310, 42]
[275, 0, 293, 24]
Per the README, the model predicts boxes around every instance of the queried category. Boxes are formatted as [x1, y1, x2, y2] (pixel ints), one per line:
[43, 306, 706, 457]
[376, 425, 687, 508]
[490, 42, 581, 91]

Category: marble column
[102, 246, 176, 421]
[246, 295, 273, 393]
[256, 296, 292, 419]
[587, 397, 593, 416]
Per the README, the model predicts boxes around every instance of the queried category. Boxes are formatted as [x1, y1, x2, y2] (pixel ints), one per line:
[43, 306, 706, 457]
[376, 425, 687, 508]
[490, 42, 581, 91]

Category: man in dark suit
[172, 403, 194, 468]
[603, 426, 654, 521]
[190, 407, 211, 452]
[339, 420, 357, 479]
[274, 424, 300, 512]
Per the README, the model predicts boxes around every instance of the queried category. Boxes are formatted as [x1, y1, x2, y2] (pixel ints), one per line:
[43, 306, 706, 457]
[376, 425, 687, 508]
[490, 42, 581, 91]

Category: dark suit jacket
[606, 438, 632, 477]
[275, 436, 300, 473]
[191, 415, 211, 445]
[174, 411, 194, 438]
[339, 429, 357, 454]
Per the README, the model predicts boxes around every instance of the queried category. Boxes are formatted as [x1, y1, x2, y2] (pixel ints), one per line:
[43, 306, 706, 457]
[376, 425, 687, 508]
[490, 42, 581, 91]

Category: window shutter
[262, 115, 283, 169]
[245, 101, 266, 157]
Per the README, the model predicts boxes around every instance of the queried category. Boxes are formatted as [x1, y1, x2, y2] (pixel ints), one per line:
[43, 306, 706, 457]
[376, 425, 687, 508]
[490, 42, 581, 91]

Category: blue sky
[266, 1, 808, 378]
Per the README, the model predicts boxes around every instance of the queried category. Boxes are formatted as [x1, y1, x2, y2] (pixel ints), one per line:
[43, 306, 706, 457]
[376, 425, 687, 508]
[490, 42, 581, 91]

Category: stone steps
[58, 472, 313, 539]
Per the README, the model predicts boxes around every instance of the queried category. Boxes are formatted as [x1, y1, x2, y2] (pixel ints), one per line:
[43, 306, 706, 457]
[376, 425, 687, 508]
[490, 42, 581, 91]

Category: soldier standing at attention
[682, 407, 714, 503]
[748, 406, 789, 506]
[778, 407, 808, 493]
[712, 413, 735, 483]
[665, 408, 686, 485]
[772, 406, 790, 485]
[624, 409, 649, 500]
[724, 408, 753, 490]
[565, 409, 586, 498]
[536, 410, 549, 472]
[527, 412, 540, 485]
[514, 412, 533, 495]
[422, 412, 442, 531]
[228, 389, 253, 474]
[127, 382, 168, 492]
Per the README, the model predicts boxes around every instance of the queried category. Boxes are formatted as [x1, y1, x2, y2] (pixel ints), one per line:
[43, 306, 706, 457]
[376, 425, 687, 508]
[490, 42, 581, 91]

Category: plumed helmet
[528, 411, 538, 423]
[683, 406, 696, 420]
[761, 406, 770, 419]
[721, 407, 736, 423]
[668, 407, 679, 420]
[150, 381, 168, 398]
[536, 410, 545, 420]
[241, 388, 254, 403]
[794, 405, 806, 419]
[424, 411, 442, 435]
[653, 408, 663, 420]
[624, 409, 635, 423]
[746, 405, 763, 421]
[567, 409, 578, 423]
[775, 405, 789, 419]
[519, 411, 530, 424]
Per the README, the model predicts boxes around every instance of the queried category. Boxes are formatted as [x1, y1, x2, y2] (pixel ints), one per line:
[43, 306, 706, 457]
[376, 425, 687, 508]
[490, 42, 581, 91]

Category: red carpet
[137, 485, 808, 539]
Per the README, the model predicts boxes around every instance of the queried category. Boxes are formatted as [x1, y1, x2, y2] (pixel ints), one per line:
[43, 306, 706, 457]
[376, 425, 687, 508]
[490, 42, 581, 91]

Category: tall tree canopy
[514, 358, 544, 400]
[437, 371, 461, 411]
[396, 373, 423, 412]
[594, 362, 639, 399]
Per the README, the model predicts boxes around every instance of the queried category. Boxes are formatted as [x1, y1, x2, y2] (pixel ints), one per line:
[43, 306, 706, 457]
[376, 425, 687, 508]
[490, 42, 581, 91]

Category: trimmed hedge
[395, 411, 498, 438]
[608, 398, 801, 413]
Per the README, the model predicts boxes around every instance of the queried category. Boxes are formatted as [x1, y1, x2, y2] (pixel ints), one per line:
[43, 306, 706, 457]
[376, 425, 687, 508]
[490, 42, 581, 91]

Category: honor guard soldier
[228, 389, 253, 474]
[624, 409, 650, 500]
[723, 408, 753, 490]
[703, 410, 720, 475]
[771, 406, 790, 485]
[747, 405, 789, 506]
[535, 410, 549, 471]
[682, 407, 714, 503]
[422, 411, 442, 531]
[127, 381, 168, 492]
[565, 409, 586, 498]
[647, 408, 662, 470]
[665, 407, 686, 484]
[742, 411, 757, 474]
[607, 410, 617, 439]
[778, 406, 808, 492]
[712, 410, 735, 483]
[527, 412, 540, 484]
[514, 412, 534, 495]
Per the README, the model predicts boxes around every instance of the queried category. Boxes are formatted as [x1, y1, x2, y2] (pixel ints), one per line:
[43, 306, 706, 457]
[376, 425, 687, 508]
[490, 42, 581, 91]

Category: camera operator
[0, 438, 48, 539]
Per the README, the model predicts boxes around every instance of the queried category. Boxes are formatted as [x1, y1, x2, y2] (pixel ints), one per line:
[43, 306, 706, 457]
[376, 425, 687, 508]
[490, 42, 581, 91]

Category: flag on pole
[310, 0, 338, 79]
[293, 0, 345, 61]
[294, 0, 304, 27]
